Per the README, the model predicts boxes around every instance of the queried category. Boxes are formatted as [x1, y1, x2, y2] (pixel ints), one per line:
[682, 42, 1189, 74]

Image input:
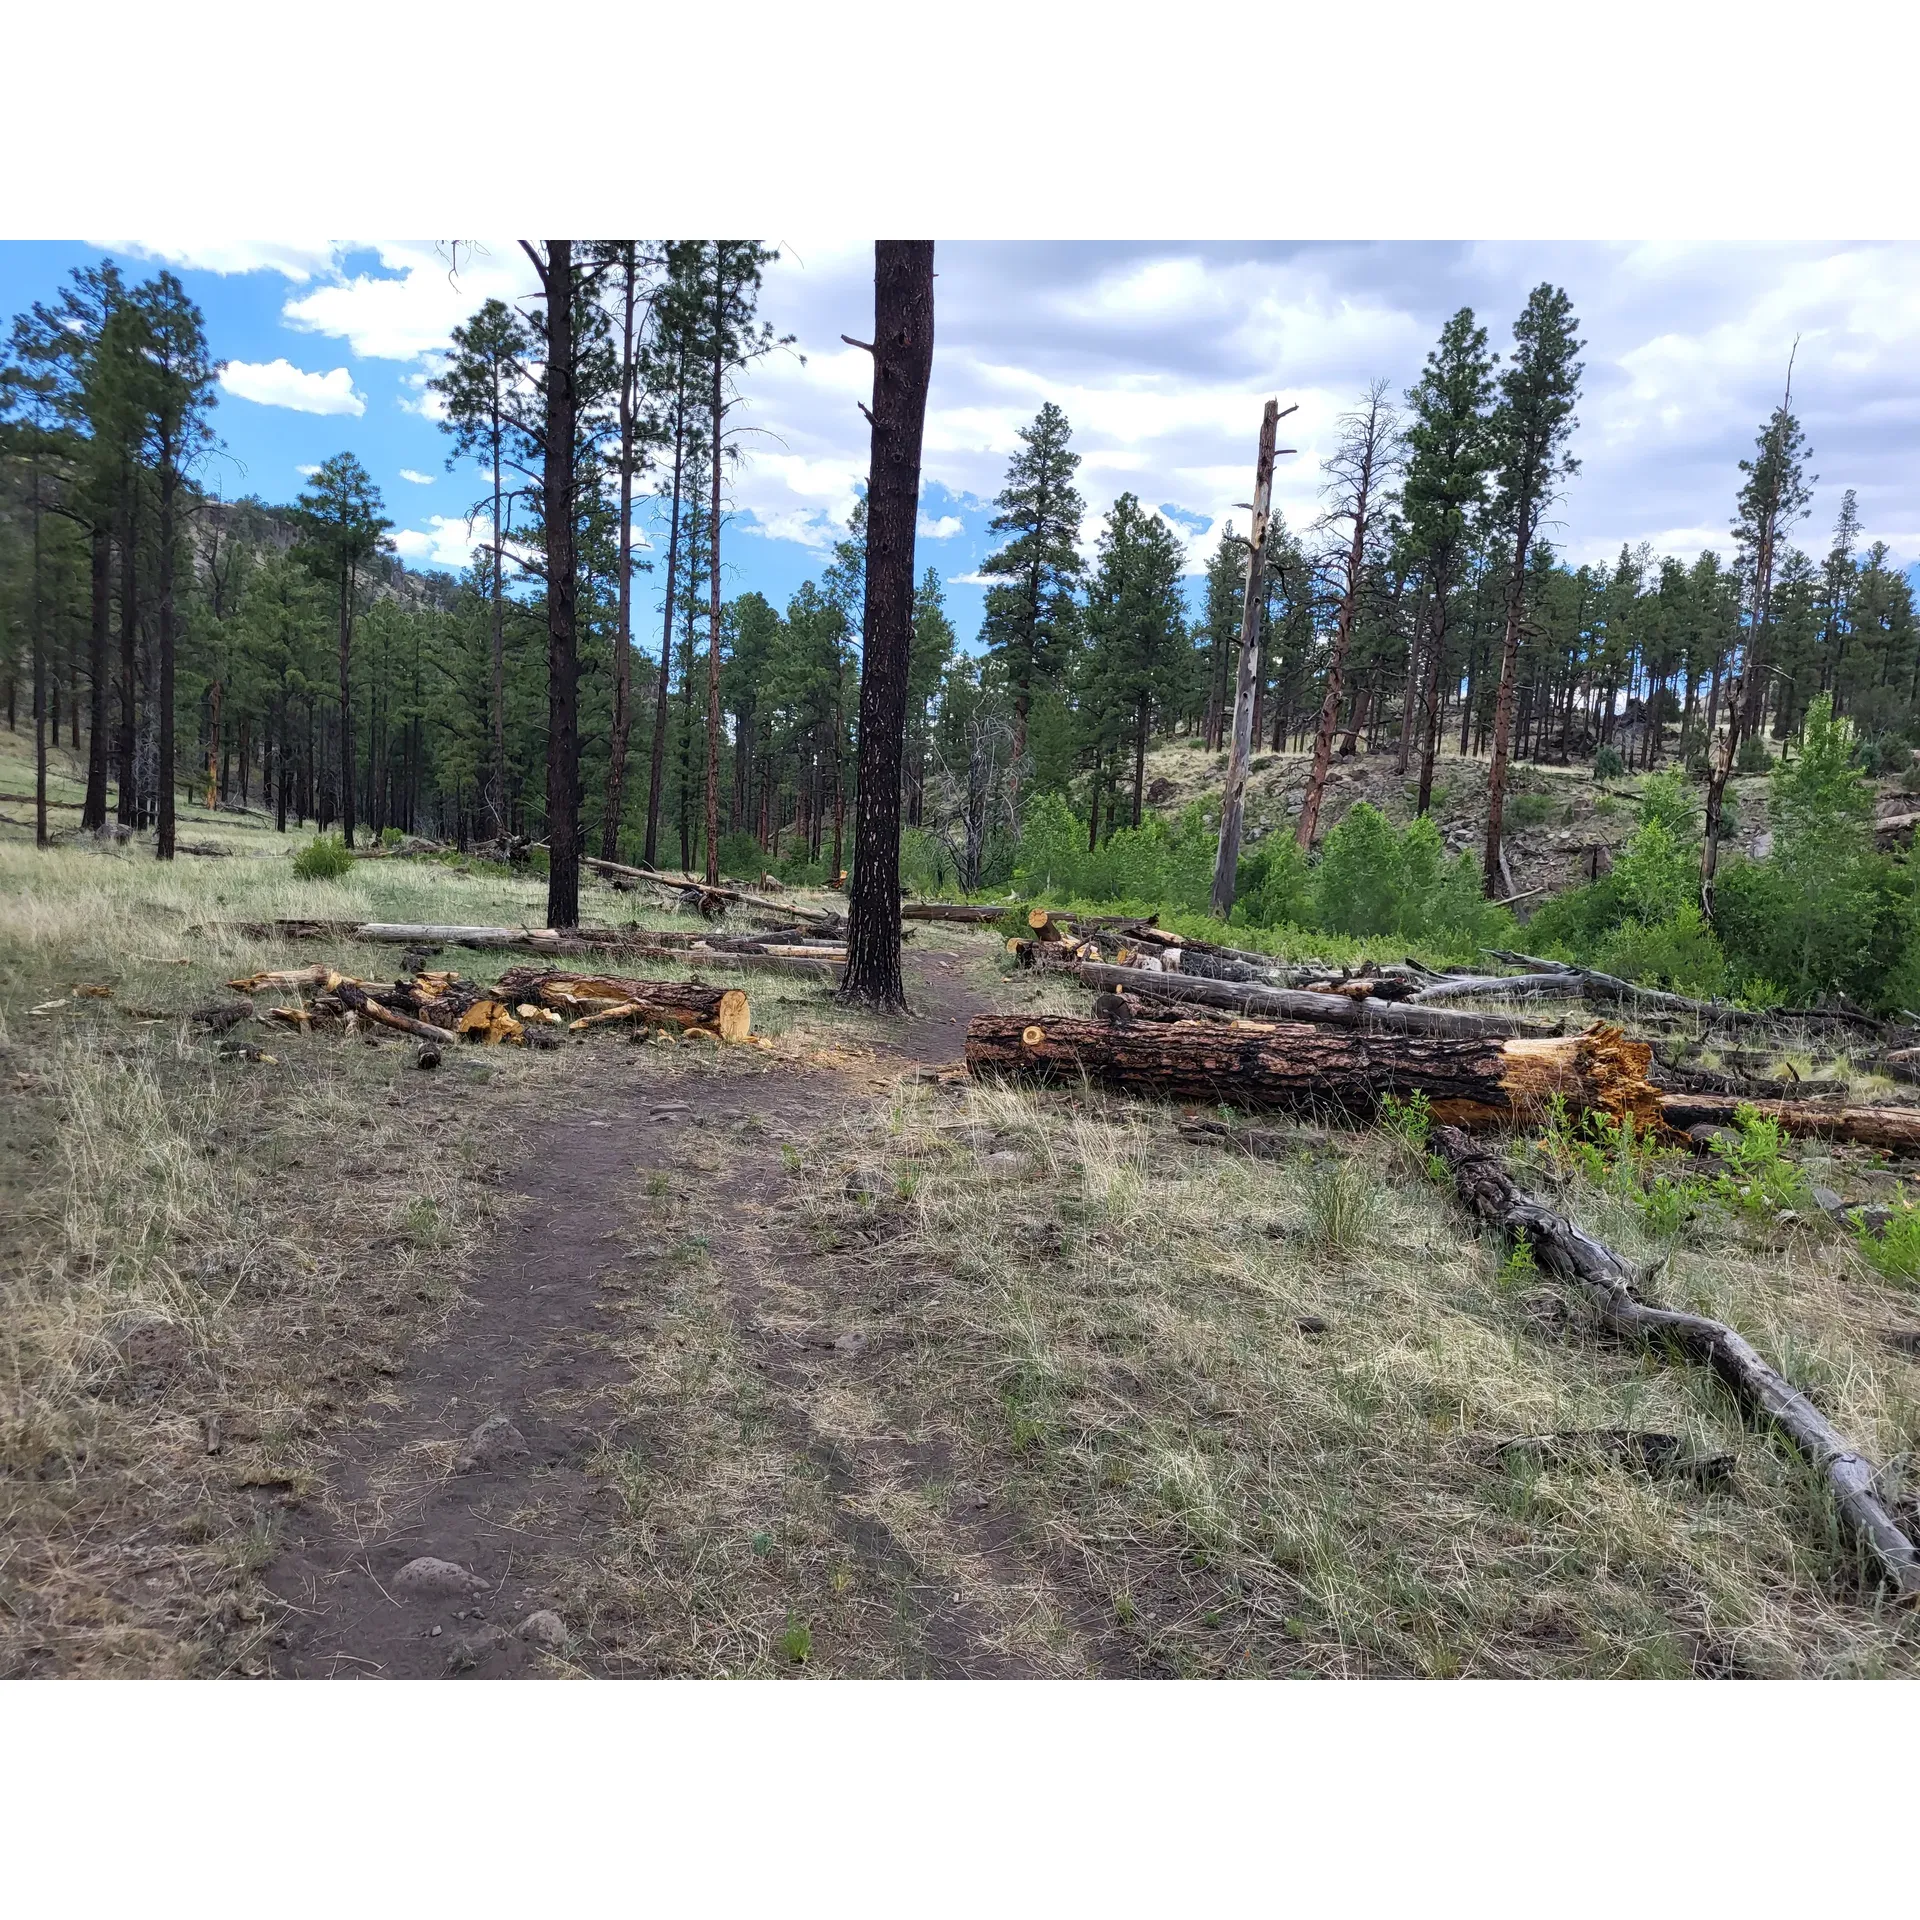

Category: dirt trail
[265, 947, 1089, 1678]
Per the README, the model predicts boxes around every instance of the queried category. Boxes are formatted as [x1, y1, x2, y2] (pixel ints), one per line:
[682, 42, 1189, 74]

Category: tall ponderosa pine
[1400, 308, 1495, 815]
[432, 296, 534, 837]
[130, 273, 217, 861]
[839, 240, 935, 1013]
[520, 239, 583, 926]
[979, 401, 1085, 791]
[1482, 284, 1582, 895]
[1701, 367, 1813, 913]
[699, 240, 785, 884]
[1081, 492, 1189, 833]
[294, 451, 390, 851]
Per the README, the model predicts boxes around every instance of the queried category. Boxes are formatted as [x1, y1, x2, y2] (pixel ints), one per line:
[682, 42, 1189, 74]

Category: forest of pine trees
[4, 258, 1916, 927]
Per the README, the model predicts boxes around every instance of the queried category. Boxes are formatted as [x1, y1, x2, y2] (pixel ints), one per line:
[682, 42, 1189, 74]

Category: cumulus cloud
[391, 515, 484, 571]
[398, 468, 434, 485]
[916, 513, 964, 539]
[221, 358, 365, 416]
[295, 463, 322, 479]
[284, 241, 541, 361]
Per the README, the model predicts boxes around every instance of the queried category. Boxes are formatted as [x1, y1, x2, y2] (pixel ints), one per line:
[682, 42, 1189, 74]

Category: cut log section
[967, 1013, 1660, 1130]
[353, 923, 565, 948]
[1430, 1123, 1920, 1602]
[1073, 962, 1558, 1040]
[494, 965, 750, 1042]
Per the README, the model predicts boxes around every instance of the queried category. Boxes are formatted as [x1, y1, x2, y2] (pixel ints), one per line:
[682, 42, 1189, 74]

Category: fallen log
[902, 902, 1009, 924]
[1429, 1123, 1920, 1602]
[333, 981, 460, 1045]
[1073, 962, 1559, 1040]
[967, 1013, 1659, 1129]
[495, 965, 751, 1041]
[353, 922, 564, 948]
[1657, 1093, 1920, 1154]
[1412, 952, 1888, 1034]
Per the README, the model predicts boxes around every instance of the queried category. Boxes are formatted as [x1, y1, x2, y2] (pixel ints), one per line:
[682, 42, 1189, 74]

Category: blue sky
[6, 239, 1918, 645]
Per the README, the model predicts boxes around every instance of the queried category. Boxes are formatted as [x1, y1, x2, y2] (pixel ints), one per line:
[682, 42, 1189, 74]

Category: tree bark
[115, 476, 137, 826]
[1482, 510, 1533, 897]
[839, 241, 935, 1013]
[155, 442, 178, 861]
[705, 249, 726, 887]
[539, 240, 581, 929]
[967, 1012, 1657, 1128]
[645, 355, 688, 870]
[1210, 400, 1282, 917]
[81, 524, 111, 831]
[602, 246, 640, 862]
[1656, 1094, 1920, 1154]
[1072, 961, 1556, 1038]
[1429, 1124, 1920, 1600]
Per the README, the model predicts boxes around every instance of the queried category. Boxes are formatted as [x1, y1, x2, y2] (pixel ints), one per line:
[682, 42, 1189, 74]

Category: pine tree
[1080, 493, 1189, 830]
[1400, 308, 1495, 814]
[1483, 285, 1582, 895]
[294, 452, 390, 851]
[1701, 370, 1813, 912]
[978, 401, 1085, 788]
[432, 297, 535, 837]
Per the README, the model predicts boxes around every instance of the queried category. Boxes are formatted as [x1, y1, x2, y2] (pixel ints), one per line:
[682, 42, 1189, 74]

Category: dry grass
[781, 1076, 1920, 1677]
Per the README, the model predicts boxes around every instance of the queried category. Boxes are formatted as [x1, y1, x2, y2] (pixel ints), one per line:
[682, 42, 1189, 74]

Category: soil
[263, 945, 1094, 1679]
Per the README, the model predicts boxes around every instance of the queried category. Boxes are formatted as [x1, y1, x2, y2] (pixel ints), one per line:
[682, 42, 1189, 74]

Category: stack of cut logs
[226, 962, 751, 1047]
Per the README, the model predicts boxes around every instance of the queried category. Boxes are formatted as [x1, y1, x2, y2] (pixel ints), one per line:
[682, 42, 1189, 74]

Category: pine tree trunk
[1482, 508, 1534, 898]
[82, 524, 111, 831]
[541, 239, 581, 929]
[156, 447, 178, 861]
[1298, 482, 1371, 849]
[839, 242, 934, 1012]
[116, 481, 137, 826]
[602, 251, 639, 863]
[705, 251, 726, 887]
[645, 371, 687, 870]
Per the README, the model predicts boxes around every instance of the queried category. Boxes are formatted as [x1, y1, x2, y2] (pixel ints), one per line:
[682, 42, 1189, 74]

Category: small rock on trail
[393, 1556, 482, 1603]
[517, 1609, 567, 1650]
[456, 1414, 531, 1474]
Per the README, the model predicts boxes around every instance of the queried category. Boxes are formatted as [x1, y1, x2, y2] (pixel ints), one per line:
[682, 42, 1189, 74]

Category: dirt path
[265, 947, 1094, 1679]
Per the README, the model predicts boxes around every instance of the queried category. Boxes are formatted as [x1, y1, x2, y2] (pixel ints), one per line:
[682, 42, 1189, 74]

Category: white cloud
[916, 513, 964, 539]
[221, 358, 364, 416]
[399, 468, 435, 485]
[284, 241, 541, 361]
[88, 239, 340, 283]
[392, 515, 485, 571]
[295, 464, 322, 479]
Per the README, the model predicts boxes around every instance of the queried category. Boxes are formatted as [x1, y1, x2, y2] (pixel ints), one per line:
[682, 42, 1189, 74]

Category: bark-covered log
[901, 902, 1008, 923]
[494, 965, 750, 1041]
[1073, 962, 1559, 1040]
[967, 1012, 1659, 1128]
[1429, 1123, 1920, 1602]
[354, 923, 564, 948]
[1415, 952, 1888, 1034]
[1657, 1093, 1920, 1153]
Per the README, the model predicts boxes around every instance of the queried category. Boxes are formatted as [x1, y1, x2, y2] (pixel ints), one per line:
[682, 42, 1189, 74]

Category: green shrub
[1593, 903, 1728, 997]
[1592, 744, 1626, 780]
[1506, 791, 1556, 828]
[292, 834, 353, 880]
[1853, 1201, 1920, 1283]
[1231, 834, 1313, 932]
[1708, 1105, 1808, 1218]
[716, 830, 766, 880]
[1735, 735, 1772, 775]
[379, 825, 406, 848]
